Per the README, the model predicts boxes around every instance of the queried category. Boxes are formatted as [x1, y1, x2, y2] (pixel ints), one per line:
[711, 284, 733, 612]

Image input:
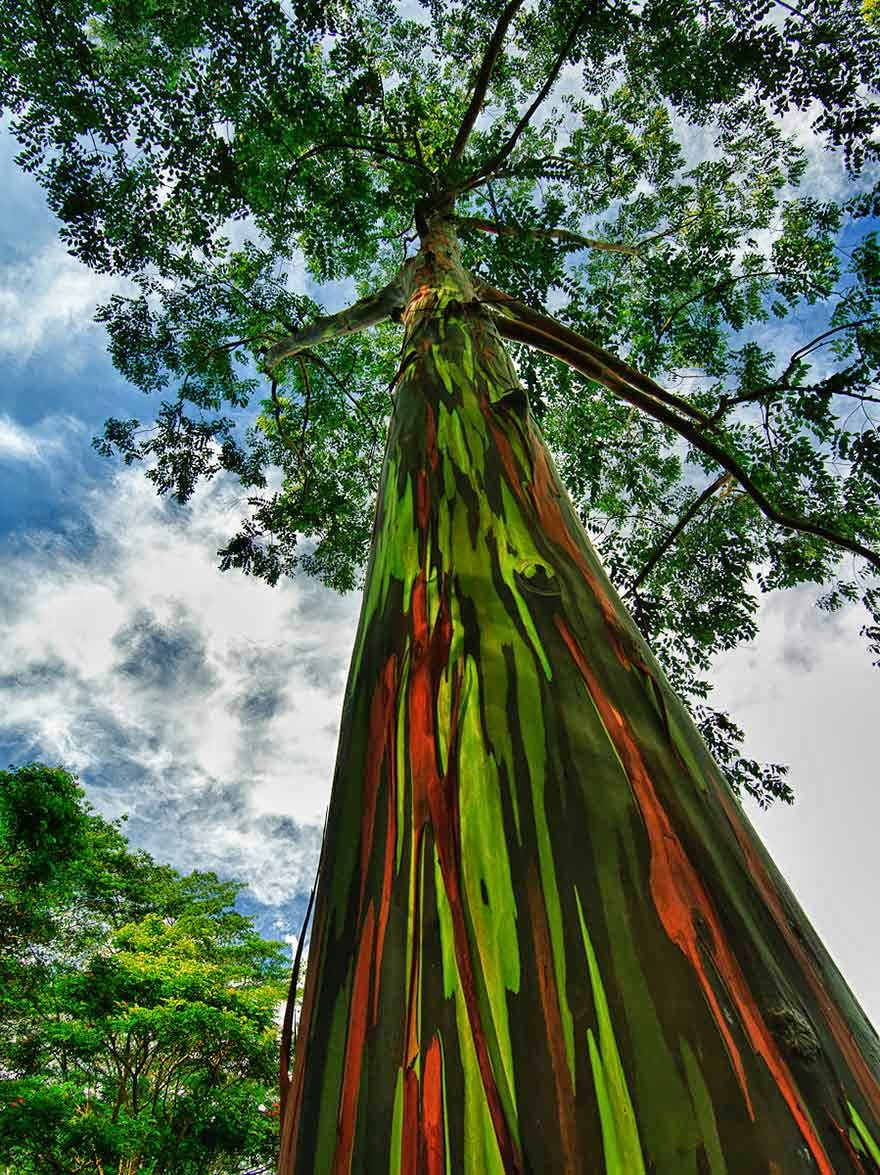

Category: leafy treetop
[0, 763, 289, 1175]
[1, 0, 879, 806]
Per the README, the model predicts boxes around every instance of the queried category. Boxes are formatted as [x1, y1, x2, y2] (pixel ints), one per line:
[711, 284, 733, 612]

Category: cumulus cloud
[0, 465, 360, 911]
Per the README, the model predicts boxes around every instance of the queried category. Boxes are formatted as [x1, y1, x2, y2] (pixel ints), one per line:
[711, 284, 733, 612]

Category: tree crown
[2, 0, 879, 805]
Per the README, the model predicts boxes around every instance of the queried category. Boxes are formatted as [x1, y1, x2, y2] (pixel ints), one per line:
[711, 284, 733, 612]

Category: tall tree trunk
[278, 220, 880, 1174]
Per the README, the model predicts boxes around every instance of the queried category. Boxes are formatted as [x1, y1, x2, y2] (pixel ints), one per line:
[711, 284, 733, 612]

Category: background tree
[0, 764, 288, 1175]
[2, 0, 880, 1170]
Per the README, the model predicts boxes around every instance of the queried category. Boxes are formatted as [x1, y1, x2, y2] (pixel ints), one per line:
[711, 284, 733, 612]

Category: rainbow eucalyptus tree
[4, 0, 880, 1169]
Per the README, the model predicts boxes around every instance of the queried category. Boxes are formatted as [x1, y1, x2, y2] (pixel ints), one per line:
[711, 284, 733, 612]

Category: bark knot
[767, 1003, 822, 1061]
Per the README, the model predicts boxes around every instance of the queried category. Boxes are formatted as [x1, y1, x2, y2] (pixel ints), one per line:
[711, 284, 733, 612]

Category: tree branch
[788, 318, 875, 365]
[462, 1, 595, 188]
[264, 275, 407, 370]
[454, 215, 640, 255]
[477, 282, 712, 425]
[286, 138, 431, 175]
[486, 294, 880, 572]
[632, 473, 732, 590]
[447, 0, 527, 166]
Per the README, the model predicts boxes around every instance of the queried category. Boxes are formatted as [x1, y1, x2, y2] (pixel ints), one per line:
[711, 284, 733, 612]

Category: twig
[632, 473, 732, 589]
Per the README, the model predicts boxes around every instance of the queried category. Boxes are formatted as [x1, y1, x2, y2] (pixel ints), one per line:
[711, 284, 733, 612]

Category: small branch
[463, 1, 595, 188]
[487, 294, 880, 573]
[448, 0, 527, 165]
[632, 473, 732, 590]
[301, 351, 382, 440]
[264, 275, 407, 370]
[454, 215, 639, 255]
[269, 380, 303, 459]
[656, 270, 830, 341]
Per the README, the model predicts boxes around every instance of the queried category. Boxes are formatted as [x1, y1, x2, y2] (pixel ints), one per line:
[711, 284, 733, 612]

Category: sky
[0, 107, 878, 1032]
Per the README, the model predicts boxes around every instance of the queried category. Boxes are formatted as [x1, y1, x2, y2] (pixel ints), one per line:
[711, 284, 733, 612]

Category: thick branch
[488, 299, 880, 572]
[477, 283, 712, 425]
[463, 2, 595, 188]
[448, 0, 527, 166]
[455, 215, 639, 255]
[264, 277, 406, 370]
[632, 473, 732, 590]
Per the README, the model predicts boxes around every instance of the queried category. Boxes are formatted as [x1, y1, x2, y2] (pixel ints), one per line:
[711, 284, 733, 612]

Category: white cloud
[0, 465, 360, 906]
[0, 413, 86, 465]
[0, 239, 130, 364]
[0, 415, 41, 461]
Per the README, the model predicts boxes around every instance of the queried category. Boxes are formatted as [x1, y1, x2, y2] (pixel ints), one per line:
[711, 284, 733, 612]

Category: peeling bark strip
[278, 219, 880, 1173]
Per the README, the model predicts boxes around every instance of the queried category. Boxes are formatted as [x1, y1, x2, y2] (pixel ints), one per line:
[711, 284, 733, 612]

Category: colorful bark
[277, 221, 880, 1173]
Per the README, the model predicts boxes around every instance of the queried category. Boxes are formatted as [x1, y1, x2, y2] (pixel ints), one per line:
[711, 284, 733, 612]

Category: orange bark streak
[422, 1033, 446, 1175]
[409, 572, 435, 831]
[425, 401, 438, 473]
[555, 616, 834, 1175]
[406, 571, 522, 1172]
[360, 655, 397, 916]
[825, 1108, 869, 1172]
[402, 1066, 420, 1173]
[404, 828, 425, 1069]
[334, 902, 376, 1175]
[371, 672, 397, 1019]
[526, 861, 582, 1175]
[416, 468, 431, 531]
[529, 435, 642, 672]
[278, 873, 328, 1164]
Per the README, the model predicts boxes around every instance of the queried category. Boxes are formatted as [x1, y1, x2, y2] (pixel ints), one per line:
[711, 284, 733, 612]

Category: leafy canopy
[0, 764, 288, 1175]
[1, 0, 879, 805]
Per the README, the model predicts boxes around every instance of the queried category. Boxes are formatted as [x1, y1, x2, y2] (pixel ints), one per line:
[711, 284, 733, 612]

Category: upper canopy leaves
[2, 0, 879, 805]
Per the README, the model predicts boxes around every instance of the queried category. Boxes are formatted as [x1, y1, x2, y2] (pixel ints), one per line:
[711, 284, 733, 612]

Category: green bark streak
[278, 221, 880, 1174]
[849, 1100, 880, 1164]
[575, 888, 646, 1173]
[680, 1038, 727, 1175]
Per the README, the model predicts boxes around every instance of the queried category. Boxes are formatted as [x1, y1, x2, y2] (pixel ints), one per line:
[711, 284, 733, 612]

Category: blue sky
[1, 114, 878, 1022]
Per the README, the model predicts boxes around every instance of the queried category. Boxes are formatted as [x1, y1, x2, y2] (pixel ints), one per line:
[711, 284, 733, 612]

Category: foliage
[0, 764, 288, 1175]
[1, 0, 880, 806]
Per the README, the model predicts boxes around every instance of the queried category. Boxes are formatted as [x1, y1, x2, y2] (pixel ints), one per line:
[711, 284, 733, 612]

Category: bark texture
[278, 222, 880, 1174]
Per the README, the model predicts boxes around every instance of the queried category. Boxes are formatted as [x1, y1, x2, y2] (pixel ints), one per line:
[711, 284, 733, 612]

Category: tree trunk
[277, 220, 880, 1174]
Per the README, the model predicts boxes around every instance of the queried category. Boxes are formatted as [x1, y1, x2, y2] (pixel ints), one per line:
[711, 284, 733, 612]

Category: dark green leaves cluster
[0, 764, 288, 1175]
